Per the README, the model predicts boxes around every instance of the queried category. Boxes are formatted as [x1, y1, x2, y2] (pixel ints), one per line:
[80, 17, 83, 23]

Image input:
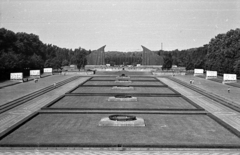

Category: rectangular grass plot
[90, 77, 120, 81]
[70, 87, 177, 94]
[45, 96, 202, 110]
[83, 81, 164, 86]
[91, 77, 158, 81]
[96, 71, 152, 76]
[1, 112, 240, 148]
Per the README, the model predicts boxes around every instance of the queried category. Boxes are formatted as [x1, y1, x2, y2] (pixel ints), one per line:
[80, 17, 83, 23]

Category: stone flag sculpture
[87, 45, 106, 65]
[141, 46, 163, 65]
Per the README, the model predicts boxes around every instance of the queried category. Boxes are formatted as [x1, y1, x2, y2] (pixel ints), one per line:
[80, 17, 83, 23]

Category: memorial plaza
[0, 68, 240, 155]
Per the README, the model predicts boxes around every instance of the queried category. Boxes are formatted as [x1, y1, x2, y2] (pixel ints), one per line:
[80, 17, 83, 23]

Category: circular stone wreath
[118, 79, 130, 81]
[109, 115, 137, 121]
[116, 85, 130, 87]
[120, 74, 127, 77]
[114, 95, 132, 98]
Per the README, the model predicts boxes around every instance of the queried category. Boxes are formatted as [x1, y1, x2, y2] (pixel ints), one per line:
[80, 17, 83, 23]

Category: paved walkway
[0, 81, 20, 89]
[0, 75, 76, 105]
[174, 75, 240, 106]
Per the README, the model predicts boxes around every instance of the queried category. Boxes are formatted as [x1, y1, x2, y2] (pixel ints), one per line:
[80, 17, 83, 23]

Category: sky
[0, 0, 240, 52]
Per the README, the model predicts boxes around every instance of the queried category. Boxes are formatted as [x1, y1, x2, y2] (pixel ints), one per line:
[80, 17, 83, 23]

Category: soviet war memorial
[1, 1, 240, 155]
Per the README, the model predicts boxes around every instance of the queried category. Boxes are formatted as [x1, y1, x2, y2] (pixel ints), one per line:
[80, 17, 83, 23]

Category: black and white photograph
[0, 0, 240, 154]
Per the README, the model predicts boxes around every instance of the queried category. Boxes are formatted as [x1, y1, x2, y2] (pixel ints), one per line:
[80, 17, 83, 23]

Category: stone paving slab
[0, 75, 76, 105]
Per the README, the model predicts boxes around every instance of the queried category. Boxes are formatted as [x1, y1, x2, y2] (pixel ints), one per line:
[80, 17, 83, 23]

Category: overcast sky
[1, 0, 239, 51]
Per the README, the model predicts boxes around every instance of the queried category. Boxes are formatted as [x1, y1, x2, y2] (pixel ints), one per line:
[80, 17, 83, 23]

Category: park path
[174, 75, 240, 106]
[0, 75, 78, 105]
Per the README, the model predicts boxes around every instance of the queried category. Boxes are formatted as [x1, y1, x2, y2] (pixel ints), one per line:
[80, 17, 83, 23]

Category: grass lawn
[1, 113, 240, 146]
[96, 71, 152, 76]
[49, 96, 198, 109]
[83, 81, 164, 86]
[91, 77, 157, 81]
[71, 87, 176, 94]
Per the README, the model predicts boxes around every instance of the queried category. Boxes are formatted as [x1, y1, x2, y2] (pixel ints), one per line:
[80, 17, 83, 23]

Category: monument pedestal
[108, 95, 137, 102]
[112, 86, 134, 90]
[99, 115, 145, 127]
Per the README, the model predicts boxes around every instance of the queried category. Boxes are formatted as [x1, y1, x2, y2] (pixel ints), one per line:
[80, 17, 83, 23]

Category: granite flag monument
[141, 46, 163, 65]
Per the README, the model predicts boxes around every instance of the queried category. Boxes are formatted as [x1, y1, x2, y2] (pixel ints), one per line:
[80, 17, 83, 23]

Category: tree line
[0, 28, 90, 80]
[158, 28, 240, 75]
[1, 27, 240, 80]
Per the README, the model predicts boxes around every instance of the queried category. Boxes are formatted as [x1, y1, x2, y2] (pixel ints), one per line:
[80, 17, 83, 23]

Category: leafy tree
[44, 59, 53, 68]
[0, 52, 18, 70]
[74, 48, 88, 70]
[62, 59, 69, 66]
[184, 53, 194, 70]
[29, 53, 44, 69]
[1, 27, 240, 80]
[162, 52, 173, 70]
[0, 28, 93, 80]
[186, 62, 194, 70]
[234, 60, 240, 76]
[206, 28, 240, 73]
[0, 28, 17, 52]
[51, 57, 62, 70]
